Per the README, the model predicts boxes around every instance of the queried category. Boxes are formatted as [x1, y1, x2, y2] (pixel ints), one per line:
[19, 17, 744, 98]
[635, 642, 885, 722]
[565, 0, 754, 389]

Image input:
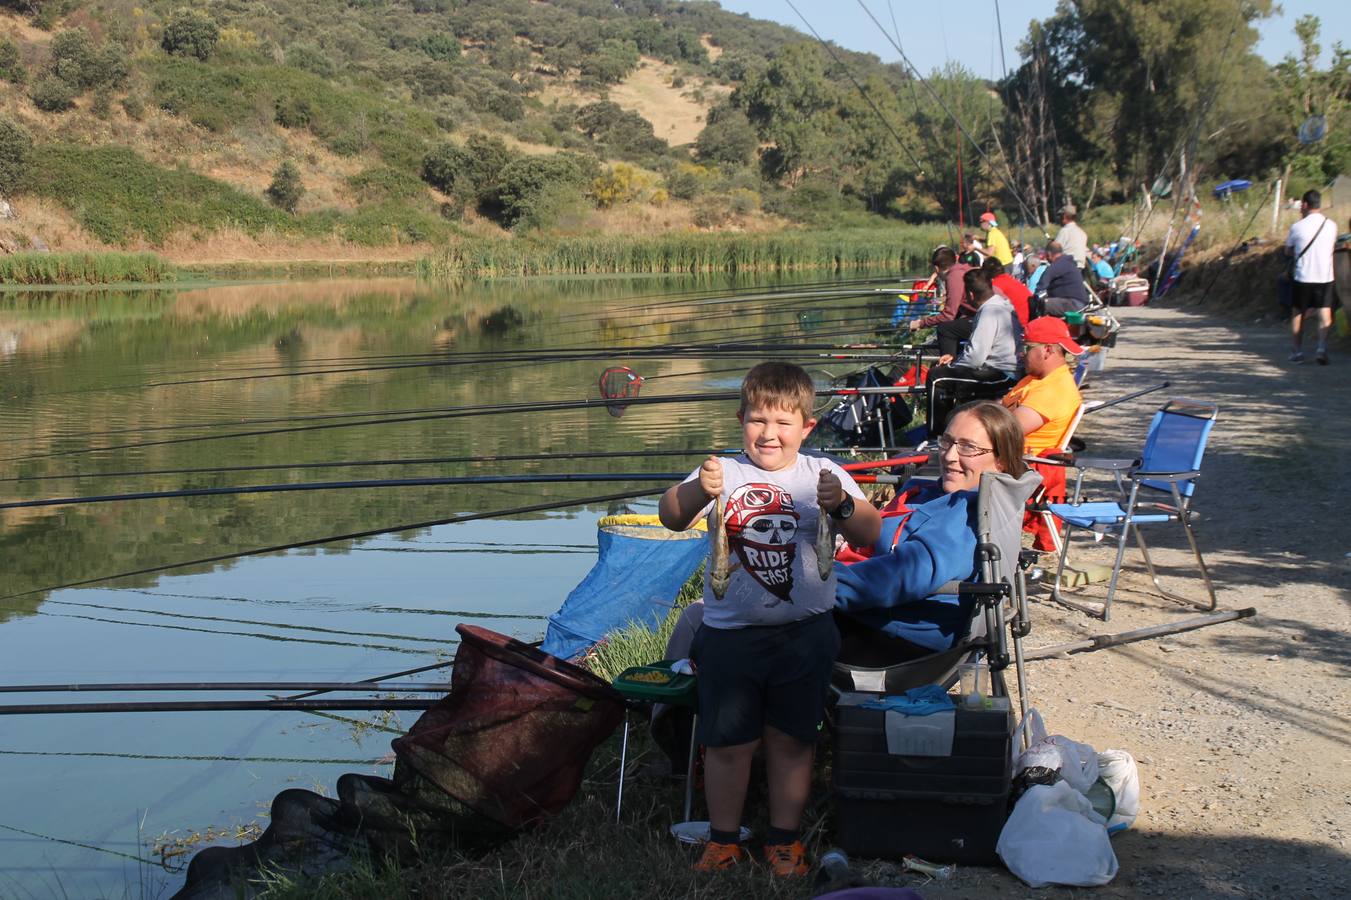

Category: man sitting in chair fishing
[1002, 316, 1082, 457]
[658, 362, 880, 878]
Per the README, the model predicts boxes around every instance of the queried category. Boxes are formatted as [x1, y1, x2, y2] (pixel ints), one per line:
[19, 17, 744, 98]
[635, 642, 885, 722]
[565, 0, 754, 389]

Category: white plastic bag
[997, 781, 1119, 887]
[1012, 709, 1100, 794]
[1097, 749, 1141, 832]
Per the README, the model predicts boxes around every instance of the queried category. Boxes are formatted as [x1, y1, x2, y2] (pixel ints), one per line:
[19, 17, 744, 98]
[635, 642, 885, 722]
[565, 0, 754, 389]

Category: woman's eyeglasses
[937, 435, 995, 457]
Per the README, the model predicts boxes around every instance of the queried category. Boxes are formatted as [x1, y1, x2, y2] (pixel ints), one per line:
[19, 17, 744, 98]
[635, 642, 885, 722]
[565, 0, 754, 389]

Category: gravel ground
[866, 301, 1351, 899]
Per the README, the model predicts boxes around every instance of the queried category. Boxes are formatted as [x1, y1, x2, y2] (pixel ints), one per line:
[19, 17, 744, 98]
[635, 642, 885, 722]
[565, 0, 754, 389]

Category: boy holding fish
[658, 362, 880, 877]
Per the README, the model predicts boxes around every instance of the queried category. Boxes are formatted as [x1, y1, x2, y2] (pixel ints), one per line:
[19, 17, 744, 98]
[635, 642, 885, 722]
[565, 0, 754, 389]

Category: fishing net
[173, 626, 624, 899]
[598, 365, 643, 418]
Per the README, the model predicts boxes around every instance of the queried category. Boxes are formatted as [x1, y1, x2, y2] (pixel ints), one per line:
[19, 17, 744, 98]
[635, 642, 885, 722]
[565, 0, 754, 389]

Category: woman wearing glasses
[834, 401, 1026, 654]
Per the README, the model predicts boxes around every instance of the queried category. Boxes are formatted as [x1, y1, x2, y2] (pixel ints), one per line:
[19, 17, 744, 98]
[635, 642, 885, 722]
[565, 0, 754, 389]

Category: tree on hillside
[0, 116, 33, 196]
[695, 103, 757, 167]
[265, 161, 304, 213]
[735, 42, 844, 186]
[1272, 15, 1351, 192]
[162, 8, 220, 61]
[1005, 0, 1277, 211]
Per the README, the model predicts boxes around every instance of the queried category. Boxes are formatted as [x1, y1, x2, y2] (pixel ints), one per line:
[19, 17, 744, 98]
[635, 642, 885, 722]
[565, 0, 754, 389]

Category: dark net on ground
[174, 625, 625, 899]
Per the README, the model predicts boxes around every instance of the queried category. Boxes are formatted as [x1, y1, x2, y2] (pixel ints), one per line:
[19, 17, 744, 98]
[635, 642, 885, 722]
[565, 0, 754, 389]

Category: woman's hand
[698, 456, 724, 499]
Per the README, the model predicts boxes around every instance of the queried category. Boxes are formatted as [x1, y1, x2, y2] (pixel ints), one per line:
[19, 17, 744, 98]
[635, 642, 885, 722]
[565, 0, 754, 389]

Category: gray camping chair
[833, 469, 1042, 721]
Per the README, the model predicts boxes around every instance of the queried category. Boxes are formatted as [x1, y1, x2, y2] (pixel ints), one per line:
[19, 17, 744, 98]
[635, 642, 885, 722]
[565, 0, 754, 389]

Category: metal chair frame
[1047, 399, 1218, 621]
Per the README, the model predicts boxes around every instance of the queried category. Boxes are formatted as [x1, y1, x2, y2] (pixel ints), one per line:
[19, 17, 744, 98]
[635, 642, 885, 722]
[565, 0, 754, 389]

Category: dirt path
[905, 301, 1351, 898]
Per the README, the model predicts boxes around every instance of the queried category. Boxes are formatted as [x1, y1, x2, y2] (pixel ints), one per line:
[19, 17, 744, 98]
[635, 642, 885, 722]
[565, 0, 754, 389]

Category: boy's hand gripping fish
[708, 495, 731, 599]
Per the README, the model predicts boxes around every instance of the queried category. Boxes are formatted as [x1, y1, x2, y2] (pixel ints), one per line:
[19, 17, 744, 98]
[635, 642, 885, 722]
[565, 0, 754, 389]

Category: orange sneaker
[763, 840, 810, 877]
[693, 840, 747, 872]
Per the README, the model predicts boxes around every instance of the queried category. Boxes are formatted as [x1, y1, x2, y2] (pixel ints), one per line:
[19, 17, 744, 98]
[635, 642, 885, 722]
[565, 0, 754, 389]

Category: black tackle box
[832, 697, 1014, 864]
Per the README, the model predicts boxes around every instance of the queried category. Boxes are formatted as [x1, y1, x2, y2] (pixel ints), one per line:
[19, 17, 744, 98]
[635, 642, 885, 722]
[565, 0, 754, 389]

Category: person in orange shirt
[1002, 316, 1083, 550]
[1002, 316, 1082, 455]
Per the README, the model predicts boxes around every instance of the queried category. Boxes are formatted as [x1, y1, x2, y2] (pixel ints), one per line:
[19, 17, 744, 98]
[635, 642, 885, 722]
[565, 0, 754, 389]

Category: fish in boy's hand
[816, 505, 833, 581]
[709, 495, 730, 599]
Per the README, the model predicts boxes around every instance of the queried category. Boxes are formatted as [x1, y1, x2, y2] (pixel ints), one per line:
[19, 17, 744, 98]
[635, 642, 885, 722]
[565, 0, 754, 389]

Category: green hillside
[0, 1, 1343, 264]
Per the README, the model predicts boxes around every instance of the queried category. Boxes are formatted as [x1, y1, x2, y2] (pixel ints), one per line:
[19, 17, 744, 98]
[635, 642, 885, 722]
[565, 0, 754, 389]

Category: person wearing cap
[979, 212, 1014, 270]
[1003, 317, 1083, 551]
[1054, 204, 1089, 270]
[1039, 241, 1089, 317]
[1001, 316, 1083, 456]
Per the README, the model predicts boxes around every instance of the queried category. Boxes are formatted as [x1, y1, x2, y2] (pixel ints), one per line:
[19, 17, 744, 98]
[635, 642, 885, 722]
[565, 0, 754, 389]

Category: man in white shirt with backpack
[1285, 189, 1337, 365]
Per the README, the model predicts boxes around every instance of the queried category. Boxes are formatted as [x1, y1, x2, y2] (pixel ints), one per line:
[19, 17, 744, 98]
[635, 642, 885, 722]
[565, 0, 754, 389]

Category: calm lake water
[0, 272, 901, 897]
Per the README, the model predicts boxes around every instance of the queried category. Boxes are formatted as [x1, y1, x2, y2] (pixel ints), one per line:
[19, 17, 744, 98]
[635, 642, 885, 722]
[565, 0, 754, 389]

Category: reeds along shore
[418, 228, 949, 279]
[0, 251, 176, 285]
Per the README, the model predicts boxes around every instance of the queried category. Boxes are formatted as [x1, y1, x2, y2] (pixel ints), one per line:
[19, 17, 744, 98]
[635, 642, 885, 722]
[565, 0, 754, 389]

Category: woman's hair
[949, 400, 1027, 478]
[739, 361, 815, 420]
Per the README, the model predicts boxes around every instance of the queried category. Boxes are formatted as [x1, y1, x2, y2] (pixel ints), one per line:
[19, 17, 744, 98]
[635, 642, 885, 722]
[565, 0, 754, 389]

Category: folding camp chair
[834, 469, 1043, 721]
[1047, 399, 1218, 621]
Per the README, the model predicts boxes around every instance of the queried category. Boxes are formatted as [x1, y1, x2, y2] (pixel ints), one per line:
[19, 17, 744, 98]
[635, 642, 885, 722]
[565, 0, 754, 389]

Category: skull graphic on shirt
[724, 483, 799, 604]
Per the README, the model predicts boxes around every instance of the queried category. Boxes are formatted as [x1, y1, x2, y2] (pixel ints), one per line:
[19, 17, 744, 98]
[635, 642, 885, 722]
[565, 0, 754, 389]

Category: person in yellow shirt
[979, 212, 1014, 271]
[1001, 316, 1082, 455]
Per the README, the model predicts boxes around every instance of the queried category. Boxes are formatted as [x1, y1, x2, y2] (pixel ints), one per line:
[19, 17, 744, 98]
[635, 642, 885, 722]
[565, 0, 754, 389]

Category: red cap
[1024, 316, 1084, 355]
[979, 212, 997, 224]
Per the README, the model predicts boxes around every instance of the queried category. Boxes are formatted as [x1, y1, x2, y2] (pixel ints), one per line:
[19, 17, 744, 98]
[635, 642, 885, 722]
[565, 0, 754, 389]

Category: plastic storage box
[832, 699, 1014, 864]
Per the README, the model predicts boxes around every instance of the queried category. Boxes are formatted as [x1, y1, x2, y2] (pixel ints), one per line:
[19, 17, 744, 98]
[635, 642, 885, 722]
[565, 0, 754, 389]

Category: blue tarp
[541, 516, 709, 661]
[1213, 179, 1252, 199]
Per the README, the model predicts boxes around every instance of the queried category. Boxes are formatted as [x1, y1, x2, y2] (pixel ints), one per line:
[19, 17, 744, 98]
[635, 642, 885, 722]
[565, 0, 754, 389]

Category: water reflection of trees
[0, 274, 878, 619]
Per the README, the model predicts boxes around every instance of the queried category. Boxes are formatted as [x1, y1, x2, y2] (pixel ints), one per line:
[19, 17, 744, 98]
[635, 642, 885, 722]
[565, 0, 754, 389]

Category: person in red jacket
[982, 256, 1030, 326]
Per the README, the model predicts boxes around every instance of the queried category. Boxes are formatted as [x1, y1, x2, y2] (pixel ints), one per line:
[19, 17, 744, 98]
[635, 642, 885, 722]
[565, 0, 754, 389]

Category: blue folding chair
[1047, 399, 1218, 621]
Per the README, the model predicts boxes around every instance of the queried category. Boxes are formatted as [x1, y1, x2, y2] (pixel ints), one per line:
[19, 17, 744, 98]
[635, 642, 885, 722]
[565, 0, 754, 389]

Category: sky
[713, 1, 1351, 78]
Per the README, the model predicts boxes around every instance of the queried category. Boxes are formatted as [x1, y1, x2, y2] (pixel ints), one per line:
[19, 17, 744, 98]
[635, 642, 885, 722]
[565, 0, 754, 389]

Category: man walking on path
[1284, 189, 1338, 365]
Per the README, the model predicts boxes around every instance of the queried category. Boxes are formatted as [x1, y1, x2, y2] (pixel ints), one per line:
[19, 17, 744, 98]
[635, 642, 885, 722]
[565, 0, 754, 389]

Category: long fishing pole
[0, 485, 666, 604]
[6, 383, 917, 465]
[854, 0, 1044, 232]
[784, 0, 926, 176]
[0, 681, 453, 694]
[0, 472, 686, 513]
[0, 698, 441, 716]
[0, 448, 744, 485]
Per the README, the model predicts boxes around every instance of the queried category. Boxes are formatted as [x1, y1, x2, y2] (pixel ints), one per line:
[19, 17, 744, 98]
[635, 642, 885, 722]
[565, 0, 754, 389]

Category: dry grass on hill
[607, 57, 730, 146]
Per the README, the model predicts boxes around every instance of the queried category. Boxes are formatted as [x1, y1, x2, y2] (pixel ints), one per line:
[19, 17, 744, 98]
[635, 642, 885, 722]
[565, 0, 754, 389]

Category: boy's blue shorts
[689, 612, 839, 747]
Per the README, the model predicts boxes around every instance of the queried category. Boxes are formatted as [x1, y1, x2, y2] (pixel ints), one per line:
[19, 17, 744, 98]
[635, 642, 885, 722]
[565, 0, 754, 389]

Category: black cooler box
[832, 696, 1013, 864]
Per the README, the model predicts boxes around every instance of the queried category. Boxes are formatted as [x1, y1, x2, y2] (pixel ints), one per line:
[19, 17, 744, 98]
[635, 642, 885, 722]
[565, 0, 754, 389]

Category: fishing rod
[5, 382, 922, 464]
[0, 698, 442, 716]
[784, 0, 927, 176]
[0, 448, 745, 485]
[0, 485, 668, 604]
[0, 472, 687, 513]
[854, 0, 1044, 233]
[0, 681, 453, 694]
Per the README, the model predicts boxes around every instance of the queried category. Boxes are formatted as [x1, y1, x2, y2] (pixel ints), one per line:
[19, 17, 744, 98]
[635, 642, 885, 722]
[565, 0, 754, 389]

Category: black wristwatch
[830, 496, 855, 521]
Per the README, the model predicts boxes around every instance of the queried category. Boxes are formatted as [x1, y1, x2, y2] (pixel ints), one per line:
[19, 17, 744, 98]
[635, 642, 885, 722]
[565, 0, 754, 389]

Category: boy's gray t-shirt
[684, 453, 866, 629]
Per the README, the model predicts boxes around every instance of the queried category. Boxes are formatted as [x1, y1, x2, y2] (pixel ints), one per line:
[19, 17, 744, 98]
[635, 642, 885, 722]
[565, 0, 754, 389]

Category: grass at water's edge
[418, 228, 949, 279]
[0, 252, 178, 285]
